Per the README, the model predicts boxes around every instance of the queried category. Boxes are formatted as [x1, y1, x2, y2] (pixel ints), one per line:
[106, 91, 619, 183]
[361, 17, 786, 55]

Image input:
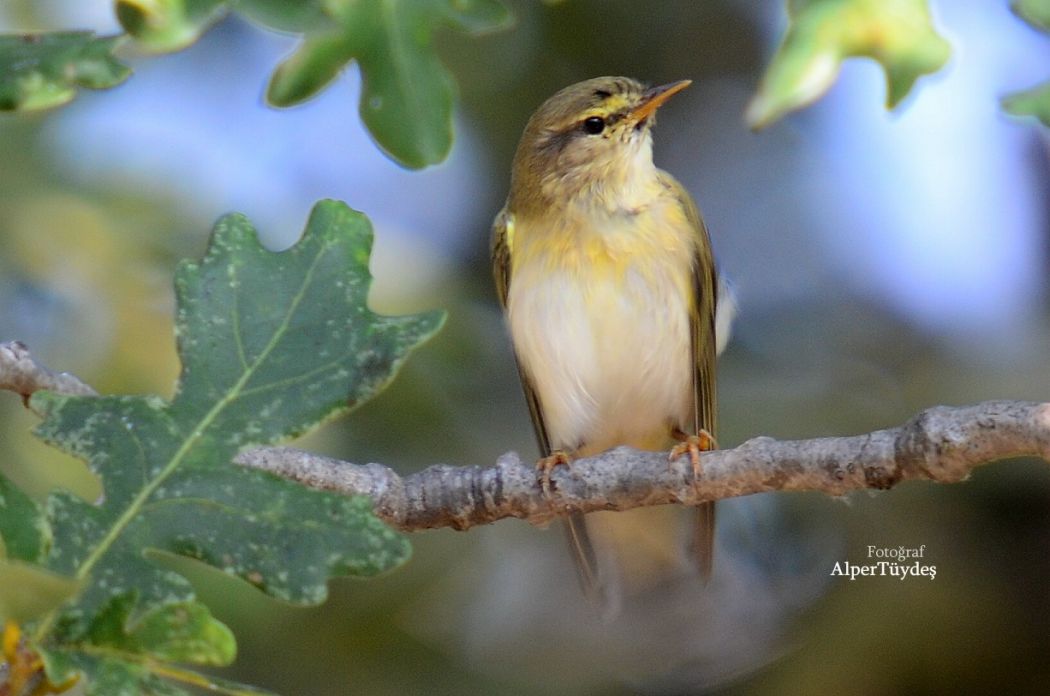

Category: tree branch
[234, 400, 1050, 532]
[0, 341, 96, 404]
[4, 340, 1048, 534]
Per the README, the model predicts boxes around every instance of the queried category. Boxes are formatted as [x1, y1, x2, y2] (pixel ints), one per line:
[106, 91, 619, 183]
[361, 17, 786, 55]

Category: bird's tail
[692, 501, 716, 582]
[563, 512, 619, 618]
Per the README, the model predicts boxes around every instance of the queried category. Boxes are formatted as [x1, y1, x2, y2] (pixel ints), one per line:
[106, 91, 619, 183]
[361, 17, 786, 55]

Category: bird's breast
[507, 205, 695, 455]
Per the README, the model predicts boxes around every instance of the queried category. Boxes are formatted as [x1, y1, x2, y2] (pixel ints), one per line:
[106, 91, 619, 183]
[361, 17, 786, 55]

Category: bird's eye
[582, 116, 605, 135]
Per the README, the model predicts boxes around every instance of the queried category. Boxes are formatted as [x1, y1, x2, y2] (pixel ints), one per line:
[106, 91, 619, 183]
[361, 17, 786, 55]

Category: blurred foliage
[1004, 0, 1050, 125]
[747, 0, 951, 128]
[117, 0, 512, 167]
[268, 0, 511, 168]
[4, 0, 1047, 163]
[118, 0, 512, 168]
[1013, 0, 1050, 29]
[1002, 81, 1050, 124]
[115, 0, 232, 52]
[0, 32, 129, 111]
[0, 202, 443, 694]
[1, 1, 511, 167]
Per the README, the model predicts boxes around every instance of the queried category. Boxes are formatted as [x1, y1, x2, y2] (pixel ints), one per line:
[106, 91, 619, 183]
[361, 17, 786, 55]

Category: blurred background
[2, 0, 1049, 693]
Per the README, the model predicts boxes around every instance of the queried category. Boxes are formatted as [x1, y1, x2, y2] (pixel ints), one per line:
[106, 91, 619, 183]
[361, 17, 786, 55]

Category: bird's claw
[536, 450, 571, 498]
[669, 429, 717, 481]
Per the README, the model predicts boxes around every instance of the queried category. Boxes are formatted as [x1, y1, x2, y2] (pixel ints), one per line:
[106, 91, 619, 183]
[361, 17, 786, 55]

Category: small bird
[491, 76, 720, 606]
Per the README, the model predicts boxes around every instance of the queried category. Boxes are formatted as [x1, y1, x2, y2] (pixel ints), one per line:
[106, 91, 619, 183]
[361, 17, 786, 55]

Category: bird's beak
[631, 79, 692, 124]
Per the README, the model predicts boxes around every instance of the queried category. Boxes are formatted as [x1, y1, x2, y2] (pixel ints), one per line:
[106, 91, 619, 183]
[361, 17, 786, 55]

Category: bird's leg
[669, 427, 717, 480]
[536, 449, 571, 498]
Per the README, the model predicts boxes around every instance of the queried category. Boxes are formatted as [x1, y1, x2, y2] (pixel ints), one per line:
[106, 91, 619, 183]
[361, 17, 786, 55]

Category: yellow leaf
[0, 561, 80, 624]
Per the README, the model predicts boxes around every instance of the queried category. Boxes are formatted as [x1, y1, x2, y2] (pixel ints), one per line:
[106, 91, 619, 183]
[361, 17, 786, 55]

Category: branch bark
[3, 340, 1048, 533]
[0, 341, 96, 402]
[234, 400, 1050, 532]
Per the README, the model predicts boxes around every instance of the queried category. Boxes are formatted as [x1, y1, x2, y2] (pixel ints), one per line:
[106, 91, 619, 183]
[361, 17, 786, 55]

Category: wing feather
[659, 171, 719, 580]
[492, 207, 605, 603]
[492, 208, 553, 457]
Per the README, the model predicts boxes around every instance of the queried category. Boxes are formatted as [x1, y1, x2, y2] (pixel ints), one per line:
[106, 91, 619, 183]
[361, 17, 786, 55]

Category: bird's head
[509, 76, 691, 214]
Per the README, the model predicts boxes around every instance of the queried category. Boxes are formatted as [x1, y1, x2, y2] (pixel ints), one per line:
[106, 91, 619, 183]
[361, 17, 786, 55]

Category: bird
[491, 76, 721, 609]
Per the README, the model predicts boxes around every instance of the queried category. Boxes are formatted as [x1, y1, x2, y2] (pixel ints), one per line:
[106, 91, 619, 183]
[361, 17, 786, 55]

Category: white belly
[507, 252, 694, 455]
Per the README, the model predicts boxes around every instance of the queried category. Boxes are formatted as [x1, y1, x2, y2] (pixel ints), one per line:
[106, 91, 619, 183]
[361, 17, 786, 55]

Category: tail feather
[563, 512, 617, 615]
[692, 501, 716, 582]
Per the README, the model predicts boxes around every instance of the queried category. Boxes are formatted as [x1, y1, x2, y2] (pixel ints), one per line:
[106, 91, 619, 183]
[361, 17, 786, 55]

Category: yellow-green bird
[491, 76, 720, 606]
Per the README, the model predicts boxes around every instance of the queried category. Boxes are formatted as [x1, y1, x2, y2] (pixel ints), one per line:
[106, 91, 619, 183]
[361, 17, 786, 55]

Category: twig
[0, 341, 97, 405]
[3, 340, 1047, 533]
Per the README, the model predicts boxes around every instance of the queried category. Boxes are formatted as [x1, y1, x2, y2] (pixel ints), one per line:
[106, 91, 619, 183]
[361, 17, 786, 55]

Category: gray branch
[235, 400, 1050, 532]
[0, 341, 96, 403]
[4, 340, 1048, 533]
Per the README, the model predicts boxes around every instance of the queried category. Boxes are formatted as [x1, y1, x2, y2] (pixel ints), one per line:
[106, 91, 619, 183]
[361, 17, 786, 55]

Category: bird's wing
[659, 171, 719, 580]
[492, 208, 552, 457]
[492, 207, 604, 601]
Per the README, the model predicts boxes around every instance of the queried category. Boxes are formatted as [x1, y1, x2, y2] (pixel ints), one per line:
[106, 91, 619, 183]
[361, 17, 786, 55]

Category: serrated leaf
[747, 0, 950, 129]
[1002, 80, 1050, 126]
[0, 472, 48, 562]
[268, 0, 513, 168]
[1012, 0, 1050, 31]
[115, 0, 230, 53]
[21, 200, 444, 693]
[0, 32, 131, 112]
[40, 594, 270, 696]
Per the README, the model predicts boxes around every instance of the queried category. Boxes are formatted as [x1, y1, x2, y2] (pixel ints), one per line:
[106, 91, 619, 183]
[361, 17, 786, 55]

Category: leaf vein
[32, 238, 333, 642]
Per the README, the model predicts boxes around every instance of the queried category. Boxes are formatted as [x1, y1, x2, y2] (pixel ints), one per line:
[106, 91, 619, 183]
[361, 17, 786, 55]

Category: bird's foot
[669, 429, 717, 480]
[536, 450, 571, 498]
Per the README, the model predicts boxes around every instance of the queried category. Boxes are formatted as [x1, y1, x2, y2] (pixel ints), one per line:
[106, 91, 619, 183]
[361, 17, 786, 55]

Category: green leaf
[265, 30, 350, 106]
[0, 473, 78, 623]
[40, 595, 272, 696]
[4, 4, 509, 161]
[0, 472, 48, 563]
[237, 0, 336, 32]
[268, 0, 513, 168]
[1012, 0, 1050, 31]
[746, 0, 951, 128]
[1002, 80, 1050, 126]
[0, 32, 131, 112]
[115, 0, 231, 53]
[85, 595, 234, 664]
[22, 200, 444, 693]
